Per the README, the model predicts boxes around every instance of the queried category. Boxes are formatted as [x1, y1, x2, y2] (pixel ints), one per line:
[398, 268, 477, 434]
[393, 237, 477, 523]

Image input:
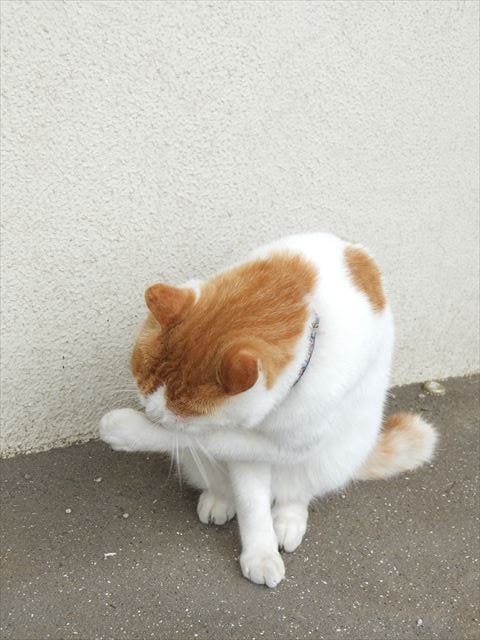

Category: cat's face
[131, 255, 316, 432]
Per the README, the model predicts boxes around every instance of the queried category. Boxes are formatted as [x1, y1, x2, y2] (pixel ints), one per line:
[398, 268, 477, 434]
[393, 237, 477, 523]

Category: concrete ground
[1, 376, 479, 640]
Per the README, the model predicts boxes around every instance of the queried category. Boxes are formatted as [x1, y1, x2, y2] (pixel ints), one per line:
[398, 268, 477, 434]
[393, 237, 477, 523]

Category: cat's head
[131, 254, 316, 433]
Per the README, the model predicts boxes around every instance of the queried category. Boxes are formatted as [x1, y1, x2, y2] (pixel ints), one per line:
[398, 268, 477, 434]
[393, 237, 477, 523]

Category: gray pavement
[1, 375, 479, 640]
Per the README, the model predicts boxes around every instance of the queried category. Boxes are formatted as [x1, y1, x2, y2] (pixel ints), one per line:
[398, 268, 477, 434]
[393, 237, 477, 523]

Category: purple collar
[293, 314, 320, 387]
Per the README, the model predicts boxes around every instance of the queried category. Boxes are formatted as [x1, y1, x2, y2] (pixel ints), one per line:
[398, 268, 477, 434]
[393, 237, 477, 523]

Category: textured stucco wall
[1, 1, 479, 456]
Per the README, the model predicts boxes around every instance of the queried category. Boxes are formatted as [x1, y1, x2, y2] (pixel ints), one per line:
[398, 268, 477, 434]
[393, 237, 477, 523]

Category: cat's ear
[144, 284, 194, 328]
[219, 347, 260, 395]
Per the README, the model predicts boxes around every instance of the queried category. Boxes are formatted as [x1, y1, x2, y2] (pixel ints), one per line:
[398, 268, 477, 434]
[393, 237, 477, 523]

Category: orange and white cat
[100, 232, 437, 587]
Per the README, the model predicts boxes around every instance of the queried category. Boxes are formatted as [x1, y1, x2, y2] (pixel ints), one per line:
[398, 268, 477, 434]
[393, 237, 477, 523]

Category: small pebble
[24, 474, 31, 480]
[416, 618, 423, 627]
[65, 508, 72, 514]
[122, 513, 129, 519]
[94, 477, 102, 483]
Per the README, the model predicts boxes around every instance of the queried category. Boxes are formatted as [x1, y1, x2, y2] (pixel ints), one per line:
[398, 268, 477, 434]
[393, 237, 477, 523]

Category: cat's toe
[240, 548, 285, 588]
[197, 490, 236, 525]
[273, 511, 307, 553]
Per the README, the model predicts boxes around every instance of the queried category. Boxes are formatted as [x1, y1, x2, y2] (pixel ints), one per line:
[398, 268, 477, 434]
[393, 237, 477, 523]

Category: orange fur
[356, 412, 436, 480]
[131, 253, 317, 416]
[219, 348, 260, 395]
[345, 245, 386, 312]
[376, 412, 411, 459]
[145, 284, 195, 328]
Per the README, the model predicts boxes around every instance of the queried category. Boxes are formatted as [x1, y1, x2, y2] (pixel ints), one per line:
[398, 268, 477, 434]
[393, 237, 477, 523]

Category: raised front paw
[197, 491, 236, 525]
[99, 408, 144, 452]
[239, 547, 285, 588]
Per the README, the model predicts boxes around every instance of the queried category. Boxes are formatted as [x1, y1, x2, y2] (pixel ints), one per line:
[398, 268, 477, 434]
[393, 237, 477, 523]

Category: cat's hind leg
[181, 450, 236, 525]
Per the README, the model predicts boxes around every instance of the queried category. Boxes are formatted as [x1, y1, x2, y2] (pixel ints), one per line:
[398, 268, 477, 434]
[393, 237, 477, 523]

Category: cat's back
[250, 232, 363, 294]
[249, 232, 355, 282]
[249, 231, 346, 267]
[249, 231, 390, 327]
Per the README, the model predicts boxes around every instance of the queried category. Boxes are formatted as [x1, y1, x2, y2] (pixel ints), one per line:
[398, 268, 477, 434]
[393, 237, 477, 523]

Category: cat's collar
[292, 313, 320, 387]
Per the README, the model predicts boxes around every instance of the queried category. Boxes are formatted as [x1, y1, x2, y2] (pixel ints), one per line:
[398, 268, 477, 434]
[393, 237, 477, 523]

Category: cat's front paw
[273, 505, 308, 553]
[239, 547, 285, 588]
[99, 408, 144, 452]
[197, 491, 236, 525]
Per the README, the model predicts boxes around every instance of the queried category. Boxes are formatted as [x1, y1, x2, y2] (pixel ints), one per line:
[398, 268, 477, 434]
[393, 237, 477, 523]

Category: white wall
[1, 0, 479, 456]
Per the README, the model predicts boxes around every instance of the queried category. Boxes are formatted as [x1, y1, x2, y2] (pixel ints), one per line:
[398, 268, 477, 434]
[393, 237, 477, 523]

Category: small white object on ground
[94, 477, 102, 483]
[122, 513, 129, 518]
[103, 552, 117, 558]
[417, 618, 423, 627]
[422, 380, 446, 396]
[65, 508, 72, 514]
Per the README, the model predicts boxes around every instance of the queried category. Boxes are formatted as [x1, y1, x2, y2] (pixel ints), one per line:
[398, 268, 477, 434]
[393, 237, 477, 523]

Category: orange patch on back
[131, 253, 317, 416]
[344, 245, 386, 312]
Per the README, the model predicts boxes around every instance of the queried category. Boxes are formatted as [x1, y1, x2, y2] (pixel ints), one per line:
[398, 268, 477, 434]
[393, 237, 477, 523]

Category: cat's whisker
[167, 436, 176, 480]
[101, 391, 139, 399]
[195, 440, 228, 477]
[102, 388, 141, 396]
[194, 438, 226, 474]
[175, 435, 183, 492]
[188, 445, 210, 489]
[159, 435, 177, 489]
[102, 386, 139, 394]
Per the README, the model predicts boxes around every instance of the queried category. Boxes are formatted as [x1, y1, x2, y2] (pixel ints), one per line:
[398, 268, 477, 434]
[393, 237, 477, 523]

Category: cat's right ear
[144, 284, 194, 328]
[219, 347, 260, 395]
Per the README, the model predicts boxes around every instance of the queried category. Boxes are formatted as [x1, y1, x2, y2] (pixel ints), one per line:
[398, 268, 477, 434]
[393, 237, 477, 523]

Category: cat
[100, 232, 437, 588]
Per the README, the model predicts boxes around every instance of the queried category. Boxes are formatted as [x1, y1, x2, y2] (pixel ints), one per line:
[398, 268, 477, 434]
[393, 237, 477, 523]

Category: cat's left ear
[144, 284, 194, 328]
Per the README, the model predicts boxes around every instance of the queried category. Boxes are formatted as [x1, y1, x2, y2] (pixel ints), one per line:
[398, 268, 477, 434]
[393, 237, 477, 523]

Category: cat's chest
[258, 393, 327, 449]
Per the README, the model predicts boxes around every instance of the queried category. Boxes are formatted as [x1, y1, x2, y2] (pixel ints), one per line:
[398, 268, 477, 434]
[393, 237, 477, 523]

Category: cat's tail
[355, 412, 438, 481]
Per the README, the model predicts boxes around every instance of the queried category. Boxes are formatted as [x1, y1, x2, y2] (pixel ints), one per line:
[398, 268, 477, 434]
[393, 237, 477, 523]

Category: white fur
[100, 232, 433, 588]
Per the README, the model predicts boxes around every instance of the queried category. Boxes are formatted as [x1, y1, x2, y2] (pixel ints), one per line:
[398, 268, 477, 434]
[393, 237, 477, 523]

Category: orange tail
[356, 412, 438, 480]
